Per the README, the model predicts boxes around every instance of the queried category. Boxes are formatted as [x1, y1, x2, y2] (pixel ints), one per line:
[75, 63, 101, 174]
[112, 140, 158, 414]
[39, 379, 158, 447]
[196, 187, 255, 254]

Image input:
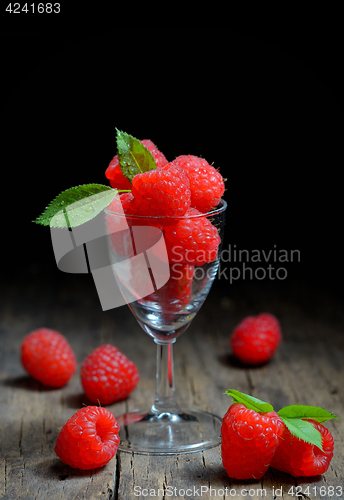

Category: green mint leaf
[33, 184, 118, 228]
[116, 129, 156, 182]
[225, 389, 274, 413]
[280, 417, 324, 451]
[278, 405, 340, 423]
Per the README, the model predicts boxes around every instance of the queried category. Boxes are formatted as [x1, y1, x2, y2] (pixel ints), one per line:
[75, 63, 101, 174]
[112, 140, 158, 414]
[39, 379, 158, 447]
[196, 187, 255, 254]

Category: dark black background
[1, 18, 343, 298]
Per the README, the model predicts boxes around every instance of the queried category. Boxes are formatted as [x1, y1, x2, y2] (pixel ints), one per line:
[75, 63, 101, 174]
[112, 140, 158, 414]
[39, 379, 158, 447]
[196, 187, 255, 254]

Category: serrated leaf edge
[280, 416, 324, 451]
[225, 389, 274, 413]
[33, 183, 118, 228]
[50, 190, 118, 228]
[278, 404, 340, 422]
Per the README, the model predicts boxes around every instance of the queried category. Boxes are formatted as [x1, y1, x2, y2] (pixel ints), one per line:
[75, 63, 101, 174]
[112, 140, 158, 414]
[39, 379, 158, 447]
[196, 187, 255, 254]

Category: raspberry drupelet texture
[81, 344, 139, 405]
[106, 139, 168, 190]
[230, 313, 282, 365]
[21, 328, 77, 388]
[170, 155, 225, 213]
[55, 406, 120, 470]
[163, 208, 221, 265]
[131, 163, 191, 217]
[221, 403, 284, 479]
[271, 419, 334, 477]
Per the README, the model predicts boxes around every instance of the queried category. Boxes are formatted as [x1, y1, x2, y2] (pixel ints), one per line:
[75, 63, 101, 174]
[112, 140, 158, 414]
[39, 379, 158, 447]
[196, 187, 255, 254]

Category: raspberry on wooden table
[21, 328, 77, 388]
[271, 419, 334, 477]
[221, 402, 284, 479]
[55, 406, 120, 470]
[81, 344, 139, 405]
[223, 388, 339, 480]
[230, 313, 282, 365]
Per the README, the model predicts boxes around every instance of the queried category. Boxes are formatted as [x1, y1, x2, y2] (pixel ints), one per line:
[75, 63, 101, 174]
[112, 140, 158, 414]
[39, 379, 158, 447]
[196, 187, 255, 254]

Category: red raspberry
[271, 419, 334, 476]
[106, 191, 168, 223]
[221, 402, 284, 479]
[21, 328, 77, 388]
[131, 163, 191, 217]
[105, 157, 132, 190]
[106, 191, 137, 229]
[55, 406, 120, 470]
[230, 313, 282, 365]
[105, 192, 166, 259]
[105, 193, 137, 258]
[107, 191, 137, 215]
[140, 139, 169, 168]
[163, 208, 221, 265]
[105, 139, 168, 190]
[170, 155, 225, 213]
[81, 344, 139, 405]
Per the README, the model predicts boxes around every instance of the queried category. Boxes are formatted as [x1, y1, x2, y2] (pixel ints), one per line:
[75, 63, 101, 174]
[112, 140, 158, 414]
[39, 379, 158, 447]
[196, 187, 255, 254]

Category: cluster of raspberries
[105, 139, 225, 312]
[21, 328, 139, 469]
[106, 139, 225, 215]
[222, 403, 334, 479]
[105, 139, 225, 266]
[20, 326, 335, 477]
[22, 140, 336, 478]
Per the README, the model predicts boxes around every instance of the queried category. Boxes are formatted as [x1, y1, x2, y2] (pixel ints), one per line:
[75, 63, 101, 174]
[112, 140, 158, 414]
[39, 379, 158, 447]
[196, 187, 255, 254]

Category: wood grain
[1, 273, 343, 499]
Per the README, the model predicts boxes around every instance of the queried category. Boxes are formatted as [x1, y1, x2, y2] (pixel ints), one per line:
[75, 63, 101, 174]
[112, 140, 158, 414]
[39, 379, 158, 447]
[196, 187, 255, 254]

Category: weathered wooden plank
[1, 275, 344, 499]
[0, 276, 116, 500]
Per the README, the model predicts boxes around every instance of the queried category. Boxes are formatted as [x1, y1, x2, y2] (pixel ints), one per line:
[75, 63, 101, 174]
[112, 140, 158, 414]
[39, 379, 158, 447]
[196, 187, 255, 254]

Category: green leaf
[278, 405, 340, 423]
[280, 417, 324, 451]
[116, 129, 156, 182]
[225, 389, 274, 413]
[33, 184, 118, 228]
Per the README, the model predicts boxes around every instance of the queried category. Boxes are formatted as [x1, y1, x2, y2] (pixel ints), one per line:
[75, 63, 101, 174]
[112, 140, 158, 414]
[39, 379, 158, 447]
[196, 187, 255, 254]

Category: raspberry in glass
[107, 191, 137, 215]
[163, 208, 221, 265]
[106, 192, 136, 246]
[106, 139, 168, 190]
[170, 155, 225, 213]
[221, 402, 284, 479]
[145, 263, 195, 313]
[271, 419, 334, 477]
[21, 328, 77, 388]
[105, 192, 166, 259]
[140, 139, 169, 168]
[81, 344, 139, 405]
[131, 163, 191, 217]
[230, 313, 282, 365]
[55, 406, 120, 470]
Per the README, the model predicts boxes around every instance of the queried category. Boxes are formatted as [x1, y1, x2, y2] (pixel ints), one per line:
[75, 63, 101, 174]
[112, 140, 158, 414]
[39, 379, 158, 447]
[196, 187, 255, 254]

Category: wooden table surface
[1, 269, 343, 500]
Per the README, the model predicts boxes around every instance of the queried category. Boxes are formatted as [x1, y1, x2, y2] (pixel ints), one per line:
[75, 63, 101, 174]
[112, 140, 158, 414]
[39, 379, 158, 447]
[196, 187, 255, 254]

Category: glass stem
[151, 340, 181, 415]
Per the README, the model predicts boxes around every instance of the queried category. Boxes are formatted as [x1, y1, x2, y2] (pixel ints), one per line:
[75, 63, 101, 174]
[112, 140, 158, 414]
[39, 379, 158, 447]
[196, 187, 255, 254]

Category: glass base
[115, 408, 222, 454]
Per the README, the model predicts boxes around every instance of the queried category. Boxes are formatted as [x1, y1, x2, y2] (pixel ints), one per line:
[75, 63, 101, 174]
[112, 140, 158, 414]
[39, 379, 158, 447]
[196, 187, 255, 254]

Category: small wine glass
[104, 199, 227, 454]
